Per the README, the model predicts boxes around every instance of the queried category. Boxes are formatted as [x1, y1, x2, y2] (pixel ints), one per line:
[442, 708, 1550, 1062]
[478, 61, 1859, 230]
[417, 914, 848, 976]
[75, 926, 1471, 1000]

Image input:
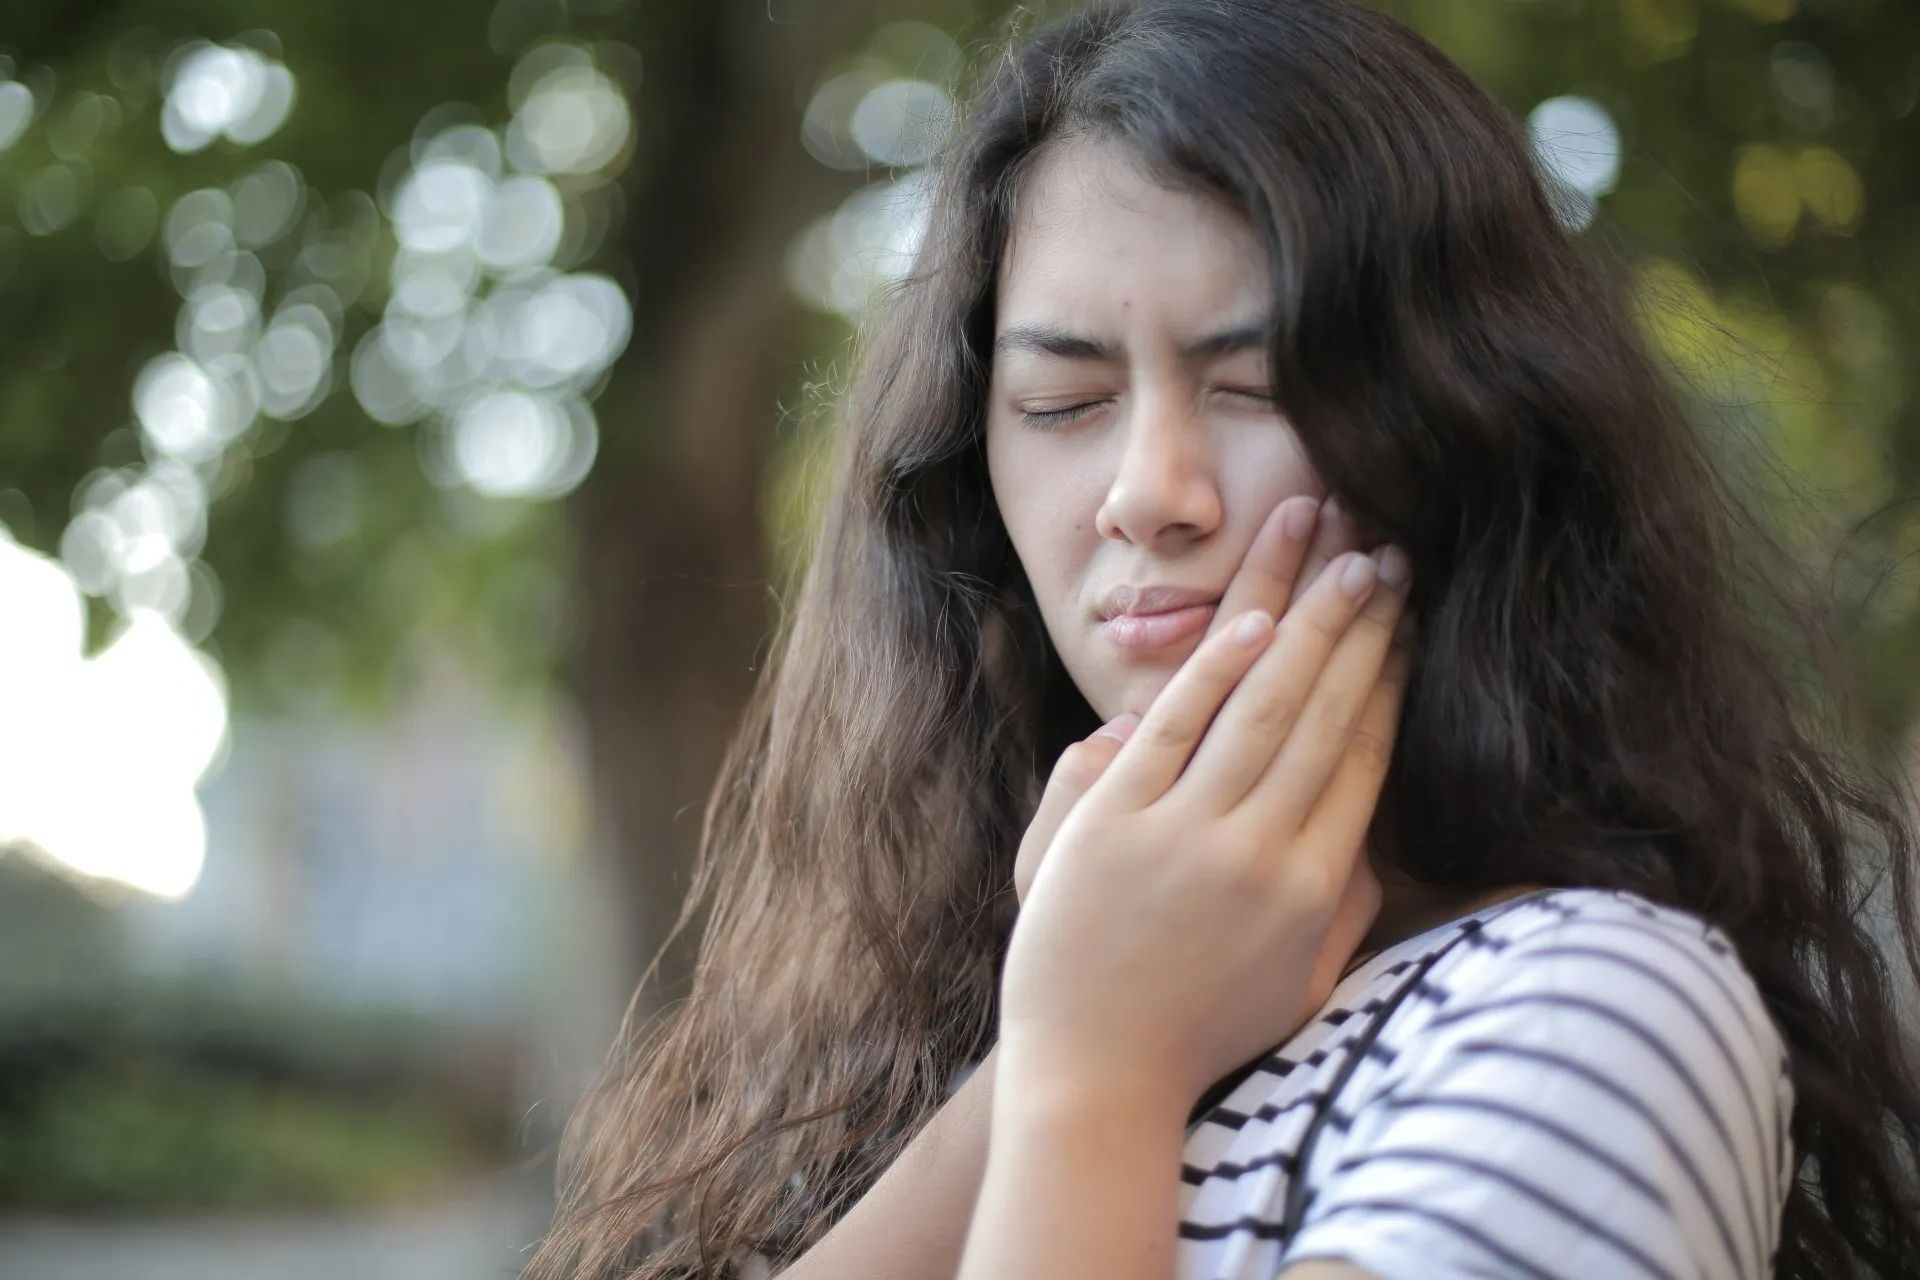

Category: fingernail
[1281, 496, 1319, 542]
[1233, 609, 1273, 644]
[1091, 713, 1139, 743]
[1377, 545, 1411, 589]
[1338, 552, 1377, 599]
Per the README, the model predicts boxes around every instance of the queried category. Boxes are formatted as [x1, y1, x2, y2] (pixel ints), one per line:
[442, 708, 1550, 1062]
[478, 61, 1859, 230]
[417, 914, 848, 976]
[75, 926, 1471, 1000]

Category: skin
[985, 136, 1314, 724]
[987, 136, 1538, 960]
[963, 135, 1551, 1279]
[778, 138, 1416, 1280]
[962, 441, 1409, 1279]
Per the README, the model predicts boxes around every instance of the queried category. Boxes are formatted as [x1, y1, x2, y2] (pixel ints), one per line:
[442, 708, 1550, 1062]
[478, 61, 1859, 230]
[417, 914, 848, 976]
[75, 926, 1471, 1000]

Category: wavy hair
[524, 2, 1920, 1275]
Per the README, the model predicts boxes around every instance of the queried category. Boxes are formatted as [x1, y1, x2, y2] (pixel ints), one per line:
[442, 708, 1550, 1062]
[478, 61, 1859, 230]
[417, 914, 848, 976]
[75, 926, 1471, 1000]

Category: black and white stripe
[1174, 887, 1794, 1280]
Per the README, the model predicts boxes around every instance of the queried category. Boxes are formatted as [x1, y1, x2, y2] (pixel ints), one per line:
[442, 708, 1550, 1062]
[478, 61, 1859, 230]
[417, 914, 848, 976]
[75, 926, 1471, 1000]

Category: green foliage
[0, 0, 613, 711]
[0, 1062, 488, 1209]
[0, 2, 1911, 720]
[0, 850, 523, 1209]
[0, 0, 1912, 1218]
[1381, 0, 1920, 736]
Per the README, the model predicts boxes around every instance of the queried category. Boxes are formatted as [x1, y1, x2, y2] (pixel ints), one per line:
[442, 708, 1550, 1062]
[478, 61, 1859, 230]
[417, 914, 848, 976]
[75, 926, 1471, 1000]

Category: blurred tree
[0, 0, 1913, 1034]
[562, 0, 989, 1007]
[1390, 0, 1920, 725]
[0, 0, 985, 1013]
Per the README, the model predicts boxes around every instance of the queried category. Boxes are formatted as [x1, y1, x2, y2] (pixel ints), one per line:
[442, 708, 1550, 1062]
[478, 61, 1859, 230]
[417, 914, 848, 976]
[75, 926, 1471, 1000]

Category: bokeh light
[849, 78, 954, 168]
[348, 41, 635, 499]
[1527, 95, 1620, 233]
[0, 526, 228, 898]
[785, 169, 932, 318]
[504, 49, 631, 177]
[132, 351, 252, 463]
[0, 78, 36, 151]
[443, 388, 597, 500]
[231, 158, 306, 246]
[160, 41, 296, 153]
[18, 163, 85, 236]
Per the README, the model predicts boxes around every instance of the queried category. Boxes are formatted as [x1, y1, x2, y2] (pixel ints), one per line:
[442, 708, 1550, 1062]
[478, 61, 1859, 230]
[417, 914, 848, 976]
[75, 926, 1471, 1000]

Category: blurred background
[0, 0, 1913, 1276]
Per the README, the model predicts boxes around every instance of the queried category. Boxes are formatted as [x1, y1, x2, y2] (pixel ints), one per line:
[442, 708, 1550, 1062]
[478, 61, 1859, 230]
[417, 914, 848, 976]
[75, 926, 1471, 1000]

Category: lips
[1102, 601, 1219, 651]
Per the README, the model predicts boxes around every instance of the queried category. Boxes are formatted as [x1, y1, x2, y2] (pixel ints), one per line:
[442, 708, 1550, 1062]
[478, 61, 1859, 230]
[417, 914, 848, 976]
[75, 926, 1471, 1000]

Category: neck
[1355, 866, 1549, 960]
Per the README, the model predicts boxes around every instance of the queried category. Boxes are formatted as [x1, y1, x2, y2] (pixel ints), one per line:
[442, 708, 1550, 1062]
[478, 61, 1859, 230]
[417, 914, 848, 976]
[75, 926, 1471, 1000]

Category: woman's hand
[1013, 718, 1137, 907]
[999, 499, 1414, 1109]
[1011, 496, 1374, 910]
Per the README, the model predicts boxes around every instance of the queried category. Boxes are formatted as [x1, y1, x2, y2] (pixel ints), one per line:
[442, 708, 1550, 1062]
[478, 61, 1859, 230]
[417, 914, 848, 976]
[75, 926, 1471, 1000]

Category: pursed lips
[1097, 585, 1223, 652]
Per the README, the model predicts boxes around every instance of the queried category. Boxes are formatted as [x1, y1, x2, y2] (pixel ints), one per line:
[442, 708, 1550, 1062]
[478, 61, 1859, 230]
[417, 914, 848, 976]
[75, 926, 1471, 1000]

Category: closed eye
[1017, 388, 1275, 429]
[1019, 401, 1104, 427]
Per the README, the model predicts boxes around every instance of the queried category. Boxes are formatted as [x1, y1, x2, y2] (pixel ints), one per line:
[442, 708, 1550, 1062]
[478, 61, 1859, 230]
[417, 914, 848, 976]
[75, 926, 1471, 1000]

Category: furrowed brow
[991, 316, 1271, 364]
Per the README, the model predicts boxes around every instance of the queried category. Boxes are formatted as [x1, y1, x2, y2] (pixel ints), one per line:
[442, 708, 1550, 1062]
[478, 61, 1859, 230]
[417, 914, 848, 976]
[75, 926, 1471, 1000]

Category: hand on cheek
[1201, 494, 1373, 645]
[1000, 503, 1417, 1108]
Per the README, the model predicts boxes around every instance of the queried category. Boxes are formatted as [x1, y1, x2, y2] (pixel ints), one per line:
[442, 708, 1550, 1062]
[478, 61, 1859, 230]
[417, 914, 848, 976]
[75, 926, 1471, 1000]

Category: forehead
[995, 137, 1269, 338]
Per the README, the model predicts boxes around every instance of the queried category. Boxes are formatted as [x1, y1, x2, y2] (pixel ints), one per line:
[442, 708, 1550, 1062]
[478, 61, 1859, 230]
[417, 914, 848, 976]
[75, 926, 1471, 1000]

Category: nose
[1093, 395, 1223, 549]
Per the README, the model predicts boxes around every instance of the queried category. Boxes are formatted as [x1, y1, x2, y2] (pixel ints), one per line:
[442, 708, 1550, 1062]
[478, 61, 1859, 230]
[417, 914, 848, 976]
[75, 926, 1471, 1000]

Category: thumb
[1015, 713, 1139, 904]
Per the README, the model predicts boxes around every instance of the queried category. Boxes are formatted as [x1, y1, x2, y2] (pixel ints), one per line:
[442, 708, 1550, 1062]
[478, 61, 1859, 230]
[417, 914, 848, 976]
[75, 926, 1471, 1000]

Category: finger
[1296, 628, 1412, 857]
[1283, 494, 1365, 615]
[1166, 550, 1383, 813]
[1093, 608, 1277, 806]
[1240, 545, 1411, 830]
[1201, 496, 1318, 645]
[1030, 720, 1135, 852]
[1298, 849, 1384, 1012]
[1016, 715, 1137, 901]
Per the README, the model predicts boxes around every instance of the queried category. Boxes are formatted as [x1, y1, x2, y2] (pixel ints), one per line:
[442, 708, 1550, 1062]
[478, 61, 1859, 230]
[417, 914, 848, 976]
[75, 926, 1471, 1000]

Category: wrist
[995, 1034, 1192, 1125]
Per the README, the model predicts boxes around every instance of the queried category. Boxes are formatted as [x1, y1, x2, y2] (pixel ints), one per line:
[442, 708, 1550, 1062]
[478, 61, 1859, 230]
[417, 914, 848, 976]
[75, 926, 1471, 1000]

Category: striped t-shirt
[1174, 885, 1795, 1280]
[739, 886, 1794, 1280]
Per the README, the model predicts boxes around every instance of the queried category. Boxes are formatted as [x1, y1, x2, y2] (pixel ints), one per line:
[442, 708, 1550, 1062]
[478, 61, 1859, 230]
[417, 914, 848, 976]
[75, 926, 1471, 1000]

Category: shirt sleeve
[1275, 909, 1794, 1280]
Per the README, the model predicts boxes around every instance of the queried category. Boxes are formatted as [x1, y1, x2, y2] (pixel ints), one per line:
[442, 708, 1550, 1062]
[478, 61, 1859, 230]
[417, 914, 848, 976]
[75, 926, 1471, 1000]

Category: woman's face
[987, 137, 1323, 721]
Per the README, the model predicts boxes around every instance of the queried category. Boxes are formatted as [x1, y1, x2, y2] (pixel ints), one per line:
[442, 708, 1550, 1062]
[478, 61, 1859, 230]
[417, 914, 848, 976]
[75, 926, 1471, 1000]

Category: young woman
[524, 2, 1920, 1277]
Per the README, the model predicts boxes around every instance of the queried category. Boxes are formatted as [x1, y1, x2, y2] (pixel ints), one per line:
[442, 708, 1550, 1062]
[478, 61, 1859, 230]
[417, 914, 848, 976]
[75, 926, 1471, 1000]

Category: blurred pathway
[0, 1165, 553, 1280]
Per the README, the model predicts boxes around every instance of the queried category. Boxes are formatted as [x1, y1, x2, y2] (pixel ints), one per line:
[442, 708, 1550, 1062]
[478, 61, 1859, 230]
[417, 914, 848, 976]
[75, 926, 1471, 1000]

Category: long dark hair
[525, 2, 1920, 1275]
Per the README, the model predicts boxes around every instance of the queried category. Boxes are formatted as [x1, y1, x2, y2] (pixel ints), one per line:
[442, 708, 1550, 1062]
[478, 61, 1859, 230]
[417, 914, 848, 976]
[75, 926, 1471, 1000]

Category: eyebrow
[990, 316, 1273, 364]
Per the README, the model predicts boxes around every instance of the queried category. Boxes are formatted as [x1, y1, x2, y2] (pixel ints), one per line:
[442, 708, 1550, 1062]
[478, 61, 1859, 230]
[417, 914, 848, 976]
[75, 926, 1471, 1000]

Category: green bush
[0, 1059, 492, 1210]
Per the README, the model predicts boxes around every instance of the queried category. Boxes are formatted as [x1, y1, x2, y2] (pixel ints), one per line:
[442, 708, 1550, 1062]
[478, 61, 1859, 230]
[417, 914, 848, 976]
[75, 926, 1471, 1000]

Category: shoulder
[1274, 887, 1796, 1279]
[1410, 885, 1792, 1141]
[1427, 886, 1786, 1076]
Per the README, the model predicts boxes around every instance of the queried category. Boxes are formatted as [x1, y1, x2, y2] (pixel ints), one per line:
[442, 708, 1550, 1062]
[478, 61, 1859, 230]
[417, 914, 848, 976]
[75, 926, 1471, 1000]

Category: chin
[1109, 670, 1174, 720]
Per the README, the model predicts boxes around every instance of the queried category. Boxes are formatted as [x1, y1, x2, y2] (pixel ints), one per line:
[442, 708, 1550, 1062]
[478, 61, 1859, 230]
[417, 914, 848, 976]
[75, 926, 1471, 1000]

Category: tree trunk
[566, 3, 906, 1020]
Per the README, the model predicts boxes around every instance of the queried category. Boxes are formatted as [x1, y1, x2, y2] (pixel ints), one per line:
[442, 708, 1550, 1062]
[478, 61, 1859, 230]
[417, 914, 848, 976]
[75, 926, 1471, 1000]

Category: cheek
[1003, 499, 1077, 614]
[988, 433, 1096, 592]
[1222, 421, 1322, 513]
